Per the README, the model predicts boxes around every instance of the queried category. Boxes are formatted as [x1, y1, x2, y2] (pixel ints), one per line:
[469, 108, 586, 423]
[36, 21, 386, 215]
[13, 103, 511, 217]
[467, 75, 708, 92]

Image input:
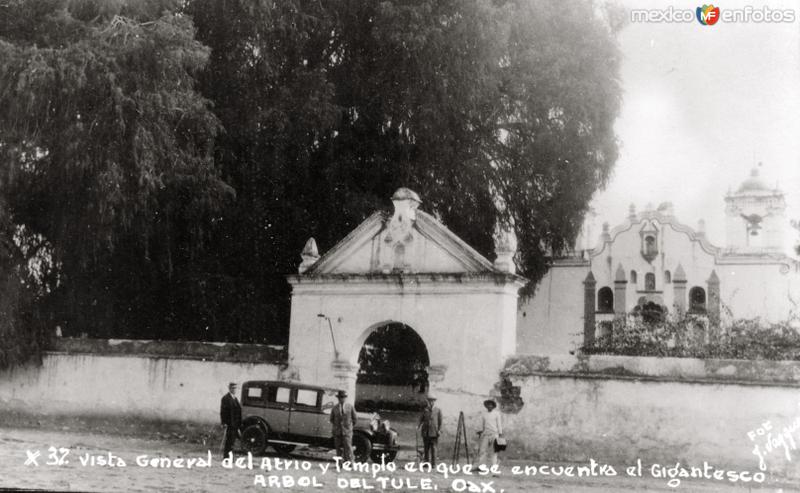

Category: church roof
[731, 167, 782, 197]
[737, 168, 771, 193]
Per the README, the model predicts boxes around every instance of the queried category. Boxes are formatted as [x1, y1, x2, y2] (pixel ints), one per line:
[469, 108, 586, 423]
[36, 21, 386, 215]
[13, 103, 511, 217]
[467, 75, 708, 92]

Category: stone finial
[391, 188, 421, 222]
[615, 263, 627, 282]
[298, 237, 320, 274]
[697, 219, 706, 237]
[673, 263, 687, 282]
[584, 271, 596, 284]
[707, 270, 720, 285]
[493, 225, 517, 274]
[628, 203, 637, 220]
[601, 222, 611, 242]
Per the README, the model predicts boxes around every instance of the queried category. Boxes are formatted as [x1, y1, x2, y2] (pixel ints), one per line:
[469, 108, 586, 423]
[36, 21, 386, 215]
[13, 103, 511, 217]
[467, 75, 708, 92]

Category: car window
[273, 386, 291, 404]
[295, 389, 319, 409]
[243, 385, 265, 407]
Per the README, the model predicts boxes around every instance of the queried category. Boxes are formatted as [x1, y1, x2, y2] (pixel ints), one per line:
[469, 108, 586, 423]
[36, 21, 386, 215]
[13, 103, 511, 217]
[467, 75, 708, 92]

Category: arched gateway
[286, 189, 525, 409]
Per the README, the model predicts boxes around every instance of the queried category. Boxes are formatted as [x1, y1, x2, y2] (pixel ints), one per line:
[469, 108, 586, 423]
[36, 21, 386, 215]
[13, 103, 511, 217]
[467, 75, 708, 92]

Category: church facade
[518, 168, 800, 355]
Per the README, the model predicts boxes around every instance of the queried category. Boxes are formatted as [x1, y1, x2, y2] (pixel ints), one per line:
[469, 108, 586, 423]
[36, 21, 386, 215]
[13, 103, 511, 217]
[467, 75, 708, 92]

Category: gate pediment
[301, 188, 501, 276]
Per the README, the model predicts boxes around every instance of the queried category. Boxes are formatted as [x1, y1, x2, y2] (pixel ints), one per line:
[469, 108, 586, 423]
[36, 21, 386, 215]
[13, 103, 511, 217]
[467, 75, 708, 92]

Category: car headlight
[370, 417, 379, 431]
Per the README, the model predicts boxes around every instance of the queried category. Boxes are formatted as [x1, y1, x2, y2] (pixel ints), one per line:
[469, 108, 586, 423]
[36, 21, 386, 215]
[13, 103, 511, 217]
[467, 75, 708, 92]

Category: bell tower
[724, 166, 786, 253]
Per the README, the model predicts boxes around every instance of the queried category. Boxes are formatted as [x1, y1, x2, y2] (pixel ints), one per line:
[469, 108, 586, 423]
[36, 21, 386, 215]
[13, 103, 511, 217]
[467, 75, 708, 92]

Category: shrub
[582, 314, 800, 360]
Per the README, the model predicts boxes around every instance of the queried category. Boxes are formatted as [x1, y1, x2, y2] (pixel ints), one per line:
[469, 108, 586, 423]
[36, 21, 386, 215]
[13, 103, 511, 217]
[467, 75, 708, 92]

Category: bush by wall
[582, 315, 800, 360]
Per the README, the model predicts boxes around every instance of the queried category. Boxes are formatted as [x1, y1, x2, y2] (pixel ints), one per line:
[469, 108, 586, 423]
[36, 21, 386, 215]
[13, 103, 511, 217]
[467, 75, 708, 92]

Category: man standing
[417, 393, 442, 466]
[476, 399, 503, 472]
[220, 382, 242, 457]
[330, 390, 357, 462]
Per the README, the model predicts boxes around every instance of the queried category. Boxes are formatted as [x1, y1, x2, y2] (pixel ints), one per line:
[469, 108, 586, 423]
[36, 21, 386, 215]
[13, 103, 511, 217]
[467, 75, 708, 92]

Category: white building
[518, 168, 800, 355]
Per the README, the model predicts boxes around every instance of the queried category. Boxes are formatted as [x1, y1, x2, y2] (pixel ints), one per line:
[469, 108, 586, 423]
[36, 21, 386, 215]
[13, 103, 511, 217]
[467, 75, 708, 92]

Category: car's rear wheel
[370, 450, 397, 463]
[241, 424, 267, 455]
[352, 434, 372, 463]
[273, 444, 296, 455]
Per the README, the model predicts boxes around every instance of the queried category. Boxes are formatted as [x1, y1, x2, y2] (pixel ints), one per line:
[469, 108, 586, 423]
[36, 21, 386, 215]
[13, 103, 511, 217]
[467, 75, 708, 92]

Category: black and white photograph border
[1, 0, 800, 491]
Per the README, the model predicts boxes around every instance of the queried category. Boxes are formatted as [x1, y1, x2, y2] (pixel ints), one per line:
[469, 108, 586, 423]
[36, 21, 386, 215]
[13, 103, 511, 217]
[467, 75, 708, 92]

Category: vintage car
[239, 380, 399, 462]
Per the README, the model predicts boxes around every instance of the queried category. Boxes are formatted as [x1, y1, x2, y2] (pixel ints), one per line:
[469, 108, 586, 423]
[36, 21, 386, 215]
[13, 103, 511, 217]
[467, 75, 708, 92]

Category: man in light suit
[220, 382, 242, 457]
[330, 390, 358, 462]
[418, 393, 443, 466]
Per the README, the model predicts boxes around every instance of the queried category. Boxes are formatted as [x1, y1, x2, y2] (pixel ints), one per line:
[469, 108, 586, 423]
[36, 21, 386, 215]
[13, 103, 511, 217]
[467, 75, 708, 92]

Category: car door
[263, 384, 291, 437]
[289, 388, 321, 440]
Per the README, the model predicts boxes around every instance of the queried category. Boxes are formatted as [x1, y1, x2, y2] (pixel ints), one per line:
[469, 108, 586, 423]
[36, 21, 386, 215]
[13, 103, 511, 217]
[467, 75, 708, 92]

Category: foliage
[357, 323, 429, 386]
[0, 0, 624, 350]
[583, 315, 800, 360]
[0, 0, 233, 345]
[185, 0, 624, 337]
[0, 205, 46, 369]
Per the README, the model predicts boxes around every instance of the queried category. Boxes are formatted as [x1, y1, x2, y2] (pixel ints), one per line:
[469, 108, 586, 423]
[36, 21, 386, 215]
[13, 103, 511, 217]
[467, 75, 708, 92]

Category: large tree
[0, 0, 623, 347]
[0, 0, 231, 342]
[187, 0, 623, 339]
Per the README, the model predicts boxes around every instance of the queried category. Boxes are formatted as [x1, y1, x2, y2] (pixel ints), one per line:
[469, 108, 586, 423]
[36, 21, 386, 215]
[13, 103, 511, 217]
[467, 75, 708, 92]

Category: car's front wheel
[241, 424, 267, 455]
[352, 434, 372, 463]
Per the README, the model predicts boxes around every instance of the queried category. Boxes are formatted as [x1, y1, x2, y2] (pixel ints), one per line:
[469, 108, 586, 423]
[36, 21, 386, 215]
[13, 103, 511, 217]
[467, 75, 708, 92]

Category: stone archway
[285, 189, 525, 412]
[354, 322, 430, 412]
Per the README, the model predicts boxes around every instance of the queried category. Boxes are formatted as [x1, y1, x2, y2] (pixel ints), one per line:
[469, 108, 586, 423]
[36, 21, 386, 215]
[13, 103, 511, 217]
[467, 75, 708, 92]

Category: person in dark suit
[220, 382, 242, 457]
[418, 393, 443, 466]
[329, 390, 357, 462]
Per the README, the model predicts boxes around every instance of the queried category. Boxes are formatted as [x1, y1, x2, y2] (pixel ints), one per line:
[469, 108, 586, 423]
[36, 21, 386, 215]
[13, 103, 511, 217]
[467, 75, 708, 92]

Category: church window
[664, 270, 671, 283]
[689, 287, 706, 312]
[597, 287, 614, 313]
[630, 270, 637, 284]
[645, 273, 656, 291]
[645, 236, 657, 256]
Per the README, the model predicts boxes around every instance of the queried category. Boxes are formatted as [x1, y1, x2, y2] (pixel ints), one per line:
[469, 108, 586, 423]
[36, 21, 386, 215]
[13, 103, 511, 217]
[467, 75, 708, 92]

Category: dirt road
[0, 427, 790, 492]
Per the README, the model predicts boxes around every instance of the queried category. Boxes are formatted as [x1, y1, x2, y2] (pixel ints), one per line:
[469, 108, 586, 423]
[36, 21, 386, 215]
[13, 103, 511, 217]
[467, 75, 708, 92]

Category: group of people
[417, 393, 504, 471]
[219, 382, 504, 471]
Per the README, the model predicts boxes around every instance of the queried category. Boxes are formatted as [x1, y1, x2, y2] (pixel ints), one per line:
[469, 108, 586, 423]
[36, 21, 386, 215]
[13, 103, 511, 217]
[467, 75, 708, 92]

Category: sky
[589, 0, 800, 251]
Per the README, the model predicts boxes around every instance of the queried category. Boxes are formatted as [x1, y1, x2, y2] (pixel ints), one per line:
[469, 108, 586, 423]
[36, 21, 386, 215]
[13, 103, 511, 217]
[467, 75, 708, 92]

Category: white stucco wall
[718, 262, 800, 321]
[502, 354, 800, 477]
[517, 264, 589, 355]
[0, 353, 281, 423]
[505, 374, 800, 477]
[287, 277, 520, 399]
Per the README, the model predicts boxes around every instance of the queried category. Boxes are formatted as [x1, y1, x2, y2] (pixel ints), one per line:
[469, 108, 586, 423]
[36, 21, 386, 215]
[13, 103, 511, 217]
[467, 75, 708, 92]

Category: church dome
[737, 168, 770, 193]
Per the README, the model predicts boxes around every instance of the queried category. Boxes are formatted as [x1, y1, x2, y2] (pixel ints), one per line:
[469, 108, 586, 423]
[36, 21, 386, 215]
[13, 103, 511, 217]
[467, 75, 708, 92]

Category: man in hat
[417, 393, 443, 466]
[476, 399, 503, 471]
[330, 390, 357, 462]
[220, 382, 242, 457]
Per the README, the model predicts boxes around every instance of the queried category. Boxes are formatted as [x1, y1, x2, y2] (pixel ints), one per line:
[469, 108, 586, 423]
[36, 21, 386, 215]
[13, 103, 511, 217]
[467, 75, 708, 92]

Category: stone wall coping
[503, 354, 800, 387]
[47, 338, 287, 365]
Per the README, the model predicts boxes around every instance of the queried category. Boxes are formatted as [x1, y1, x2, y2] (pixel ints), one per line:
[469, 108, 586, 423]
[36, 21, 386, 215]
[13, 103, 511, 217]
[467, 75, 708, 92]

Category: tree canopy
[0, 0, 231, 343]
[0, 0, 622, 349]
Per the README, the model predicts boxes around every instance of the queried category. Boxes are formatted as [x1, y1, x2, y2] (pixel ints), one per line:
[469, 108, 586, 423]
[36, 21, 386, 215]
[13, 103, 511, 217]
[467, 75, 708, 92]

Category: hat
[336, 390, 348, 398]
[483, 399, 497, 408]
[228, 382, 238, 387]
[426, 393, 437, 400]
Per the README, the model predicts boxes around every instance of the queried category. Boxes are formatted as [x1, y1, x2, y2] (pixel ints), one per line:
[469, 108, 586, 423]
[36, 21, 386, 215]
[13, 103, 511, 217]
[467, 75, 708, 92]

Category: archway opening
[355, 322, 430, 413]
